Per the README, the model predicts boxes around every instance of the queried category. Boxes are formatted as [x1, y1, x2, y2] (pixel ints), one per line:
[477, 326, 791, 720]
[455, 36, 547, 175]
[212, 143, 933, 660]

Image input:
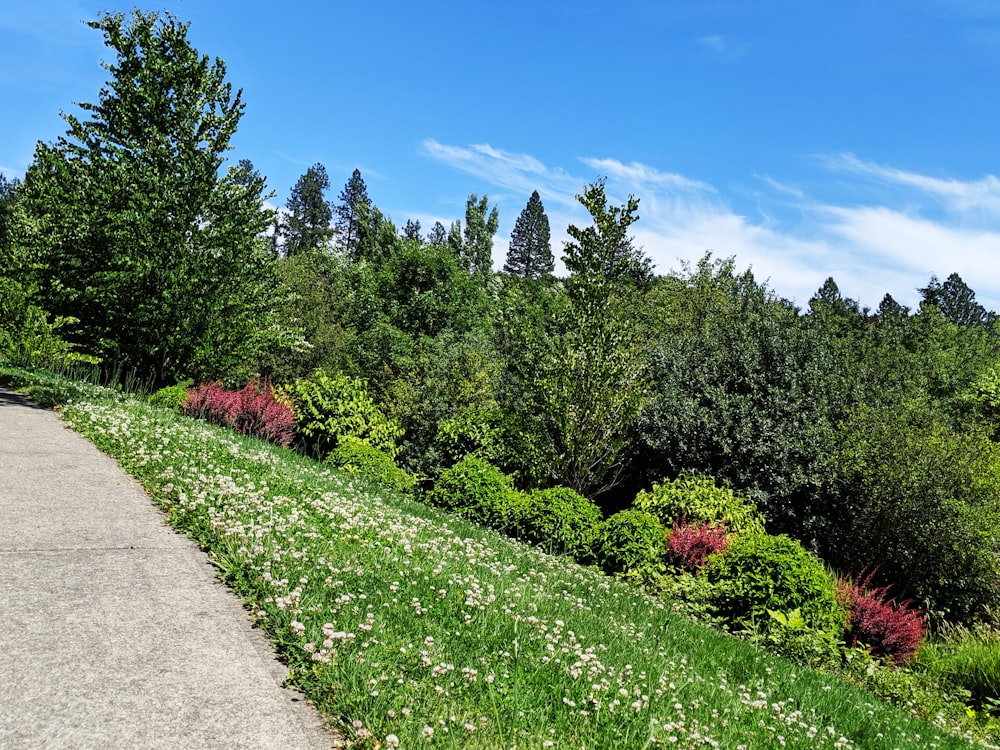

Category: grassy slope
[4, 368, 983, 749]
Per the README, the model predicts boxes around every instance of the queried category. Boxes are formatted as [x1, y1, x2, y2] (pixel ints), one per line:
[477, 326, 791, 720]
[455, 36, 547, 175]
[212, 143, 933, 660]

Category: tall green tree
[0, 173, 18, 265]
[282, 162, 333, 256]
[461, 193, 499, 283]
[501, 181, 648, 499]
[18, 9, 282, 385]
[564, 178, 653, 293]
[336, 168, 371, 261]
[401, 219, 422, 243]
[427, 221, 448, 247]
[504, 190, 553, 279]
[919, 272, 997, 330]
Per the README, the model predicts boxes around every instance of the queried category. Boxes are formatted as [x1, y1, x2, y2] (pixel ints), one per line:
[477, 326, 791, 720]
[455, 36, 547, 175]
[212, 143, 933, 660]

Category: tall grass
[28, 380, 983, 750]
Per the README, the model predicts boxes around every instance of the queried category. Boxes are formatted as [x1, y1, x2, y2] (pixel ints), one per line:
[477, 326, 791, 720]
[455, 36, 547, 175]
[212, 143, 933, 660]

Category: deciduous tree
[460, 193, 499, 283]
[18, 9, 283, 385]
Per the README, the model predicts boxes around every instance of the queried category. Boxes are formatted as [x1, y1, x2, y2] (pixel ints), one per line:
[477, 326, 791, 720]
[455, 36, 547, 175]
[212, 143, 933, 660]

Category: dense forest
[4, 9, 1000, 635]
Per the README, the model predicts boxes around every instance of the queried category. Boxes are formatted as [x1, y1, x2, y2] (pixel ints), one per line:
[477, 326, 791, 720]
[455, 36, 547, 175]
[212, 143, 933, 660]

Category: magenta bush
[667, 519, 730, 573]
[182, 380, 295, 447]
[838, 571, 926, 665]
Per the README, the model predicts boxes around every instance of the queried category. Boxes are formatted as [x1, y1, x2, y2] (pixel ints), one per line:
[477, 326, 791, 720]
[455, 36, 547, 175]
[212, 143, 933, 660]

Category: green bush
[433, 408, 506, 468]
[425, 456, 521, 533]
[283, 369, 402, 459]
[703, 532, 847, 636]
[830, 400, 1000, 625]
[517, 487, 603, 561]
[148, 380, 194, 411]
[917, 633, 1000, 709]
[327, 436, 415, 494]
[596, 509, 667, 583]
[634, 472, 764, 533]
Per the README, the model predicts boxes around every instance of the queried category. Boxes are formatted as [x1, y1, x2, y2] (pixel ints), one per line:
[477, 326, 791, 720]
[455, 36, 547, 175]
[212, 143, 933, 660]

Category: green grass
[4, 365, 992, 748]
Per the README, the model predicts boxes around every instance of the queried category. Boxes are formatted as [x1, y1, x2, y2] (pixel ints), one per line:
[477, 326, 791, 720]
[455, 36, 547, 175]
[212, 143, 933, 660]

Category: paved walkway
[0, 387, 337, 749]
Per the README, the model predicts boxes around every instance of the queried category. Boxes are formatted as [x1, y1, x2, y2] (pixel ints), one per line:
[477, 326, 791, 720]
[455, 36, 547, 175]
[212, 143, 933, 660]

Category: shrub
[667, 519, 731, 573]
[182, 380, 295, 447]
[596, 509, 667, 583]
[634, 472, 764, 534]
[425, 456, 521, 533]
[327, 436, 415, 494]
[837, 572, 926, 665]
[283, 369, 402, 458]
[918, 632, 1000, 709]
[434, 409, 506, 468]
[517, 487, 603, 561]
[148, 380, 194, 411]
[830, 400, 1000, 626]
[703, 533, 847, 635]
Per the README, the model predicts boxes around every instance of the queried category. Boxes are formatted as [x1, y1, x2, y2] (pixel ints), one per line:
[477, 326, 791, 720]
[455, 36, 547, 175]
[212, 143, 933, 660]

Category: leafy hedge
[283, 369, 402, 458]
[517, 486, 602, 561]
[425, 456, 521, 533]
[634, 472, 764, 534]
[327, 436, 415, 494]
[703, 533, 847, 636]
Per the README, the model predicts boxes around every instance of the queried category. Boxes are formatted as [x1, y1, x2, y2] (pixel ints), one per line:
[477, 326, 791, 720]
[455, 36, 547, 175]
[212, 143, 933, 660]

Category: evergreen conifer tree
[336, 168, 371, 261]
[283, 163, 333, 256]
[504, 190, 553, 279]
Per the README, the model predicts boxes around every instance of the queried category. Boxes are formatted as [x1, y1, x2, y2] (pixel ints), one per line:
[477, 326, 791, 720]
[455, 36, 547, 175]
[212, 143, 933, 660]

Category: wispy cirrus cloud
[825, 152, 1000, 218]
[420, 139, 581, 208]
[422, 139, 1000, 311]
[696, 34, 749, 57]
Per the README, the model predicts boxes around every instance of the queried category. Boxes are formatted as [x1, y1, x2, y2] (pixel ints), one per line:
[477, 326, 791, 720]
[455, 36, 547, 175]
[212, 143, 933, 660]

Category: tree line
[3, 9, 1000, 626]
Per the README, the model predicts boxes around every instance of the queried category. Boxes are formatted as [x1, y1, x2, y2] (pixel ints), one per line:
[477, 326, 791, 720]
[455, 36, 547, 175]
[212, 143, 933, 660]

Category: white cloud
[828, 153, 1000, 217]
[421, 139, 581, 209]
[696, 34, 749, 57]
[578, 157, 714, 192]
[422, 139, 1000, 312]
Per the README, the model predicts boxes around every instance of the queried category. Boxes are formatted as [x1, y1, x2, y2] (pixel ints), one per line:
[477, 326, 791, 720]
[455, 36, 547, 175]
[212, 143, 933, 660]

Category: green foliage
[499, 187, 649, 498]
[704, 532, 848, 636]
[335, 168, 371, 261]
[563, 178, 652, 292]
[265, 250, 356, 383]
[596, 509, 667, 582]
[919, 272, 997, 330]
[17, 10, 284, 386]
[326, 436, 415, 494]
[281, 163, 333, 256]
[634, 472, 765, 534]
[918, 632, 1000, 709]
[517, 487, 603, 561]
[424, 456, 521, 533]
[829, 400, 1000, 625]
[635, 256, 844, 537]
[284, 369, 402, 459]
[0, 278, 87, 369]
[147, 380, 194, 411]
[761, 607, 845, 669]
[460, 193, 499, 283]
[433, 408, 506, 468]
[504, 190, 553, 279]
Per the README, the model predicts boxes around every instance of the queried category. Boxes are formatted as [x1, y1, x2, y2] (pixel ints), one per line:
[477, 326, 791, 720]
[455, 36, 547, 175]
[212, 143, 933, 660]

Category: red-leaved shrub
[837, 571, 925, 665]
[182, 380, 296, 447]
[667, 519, 730, 573]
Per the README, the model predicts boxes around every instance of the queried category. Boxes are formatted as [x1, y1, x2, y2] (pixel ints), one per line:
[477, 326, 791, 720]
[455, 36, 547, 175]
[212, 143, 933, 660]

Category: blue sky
[4, 0, 1000, 311]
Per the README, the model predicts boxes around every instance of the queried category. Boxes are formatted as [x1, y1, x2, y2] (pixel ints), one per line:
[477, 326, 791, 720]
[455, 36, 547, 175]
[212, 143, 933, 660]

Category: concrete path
[0, 387, 337, 749]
